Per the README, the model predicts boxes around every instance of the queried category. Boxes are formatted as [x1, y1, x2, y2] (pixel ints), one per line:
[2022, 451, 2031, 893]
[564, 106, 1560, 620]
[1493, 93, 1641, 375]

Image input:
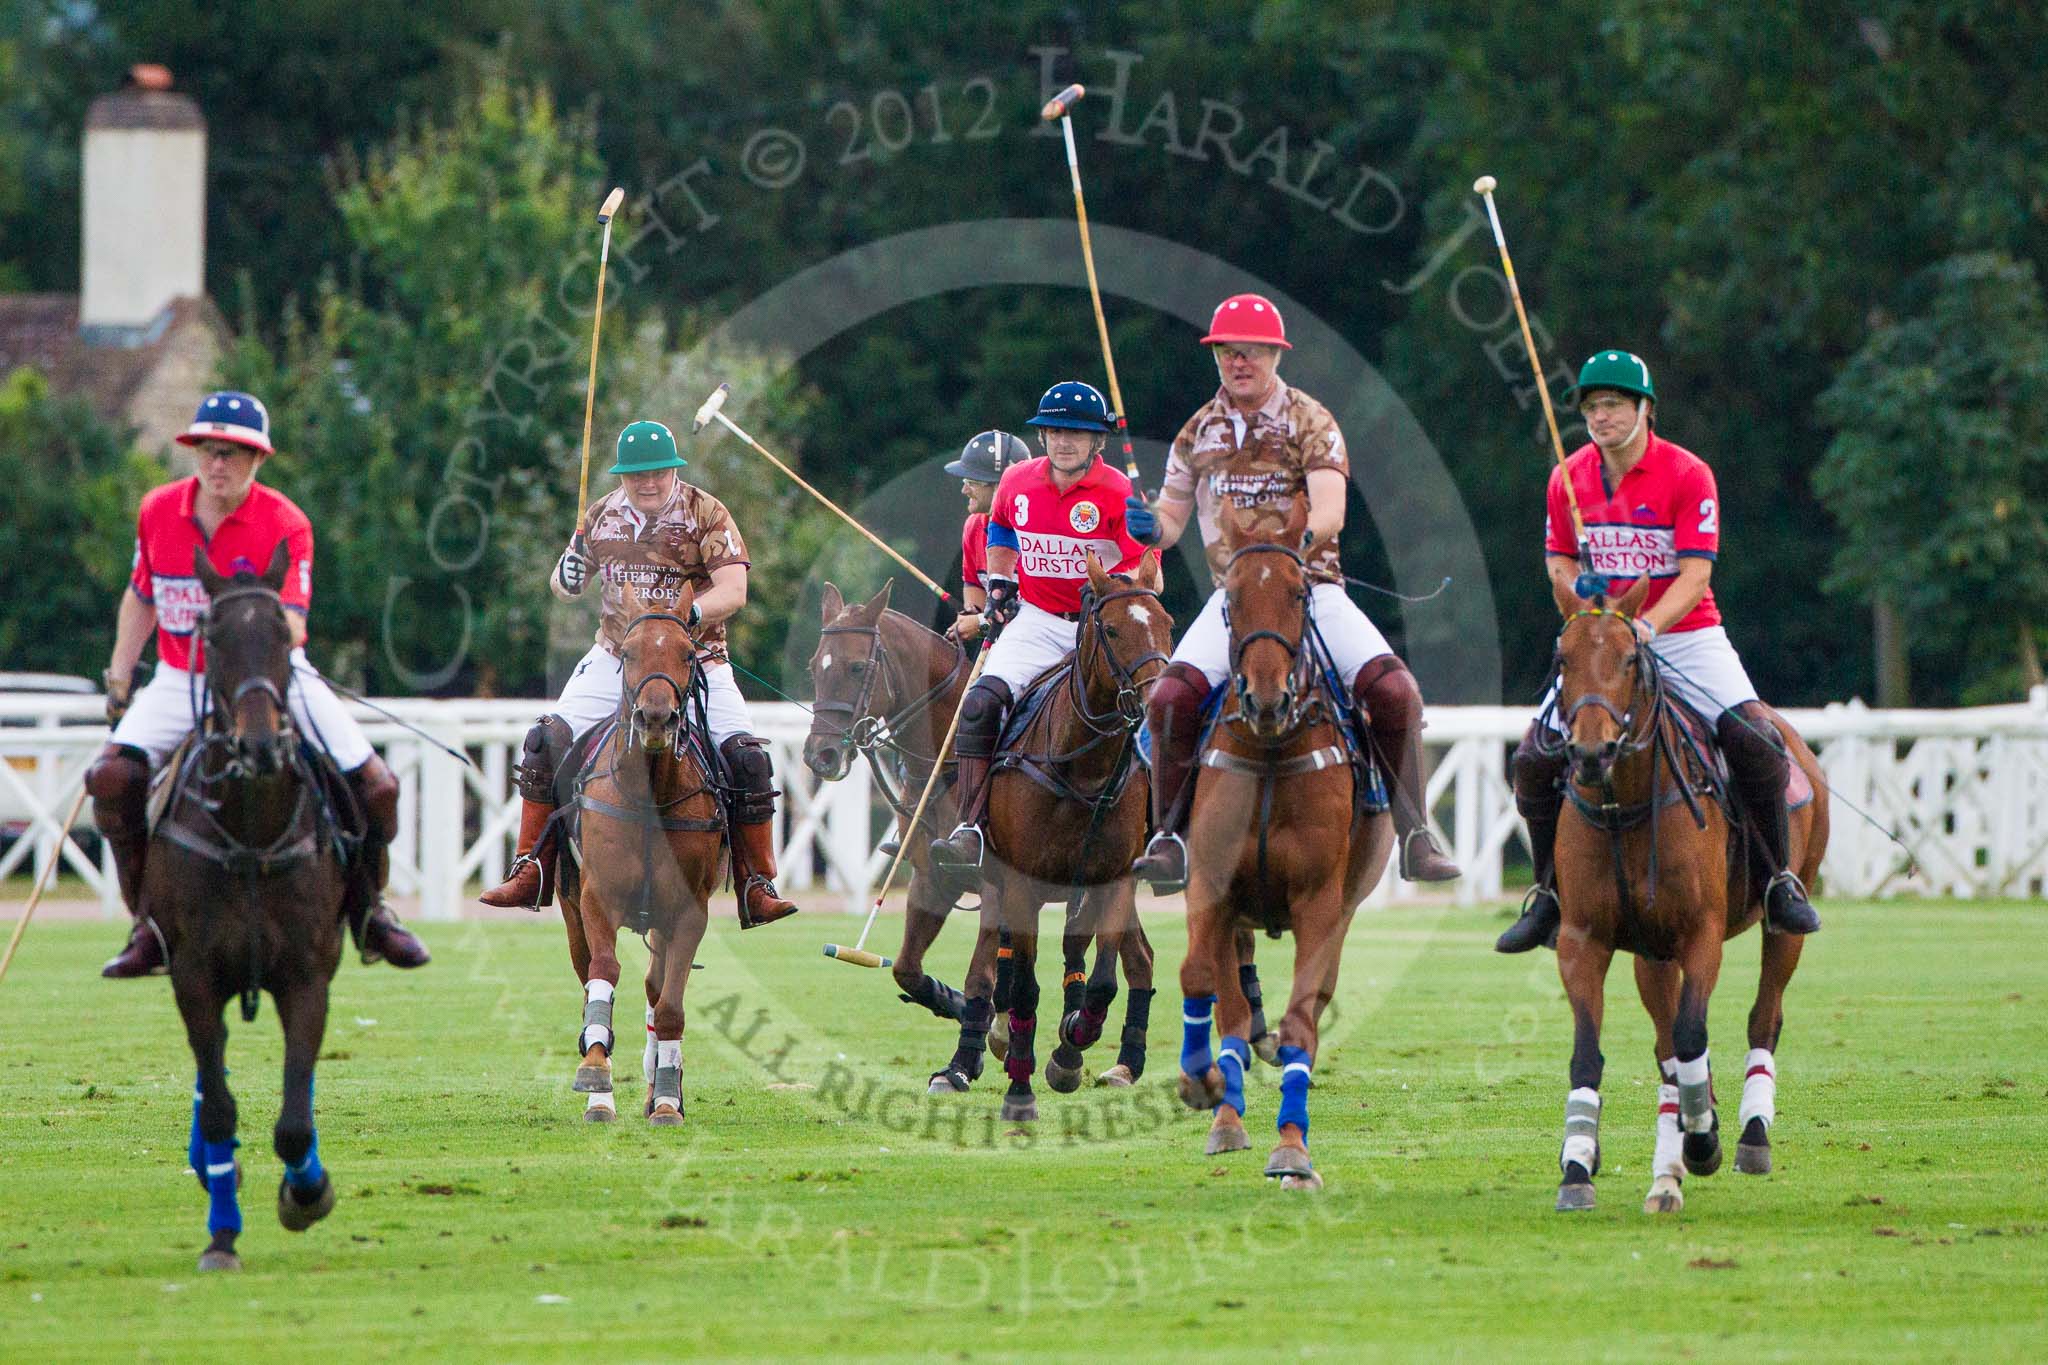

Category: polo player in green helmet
[480, 419, 798, 928]
[1495, 350, 1822, 953]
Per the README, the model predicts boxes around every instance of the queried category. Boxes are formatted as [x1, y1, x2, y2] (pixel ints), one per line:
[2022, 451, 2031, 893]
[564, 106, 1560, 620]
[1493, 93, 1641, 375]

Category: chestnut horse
[1543, 576, 1826, 1213]
[155, 545, 351, 1269]
[1178, 502, 1394, 1190]
[979, 550, 1172, 1121]
[559, 591, 727, 1124]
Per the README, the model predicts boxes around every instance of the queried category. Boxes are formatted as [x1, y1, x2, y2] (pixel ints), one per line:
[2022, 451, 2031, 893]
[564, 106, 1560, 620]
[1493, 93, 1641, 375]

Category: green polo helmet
[1574, 350, 1656, 405]
[607, 419, 687, 474]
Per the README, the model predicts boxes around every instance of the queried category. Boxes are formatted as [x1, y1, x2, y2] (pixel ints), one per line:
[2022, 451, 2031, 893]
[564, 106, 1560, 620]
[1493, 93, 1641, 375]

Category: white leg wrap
[580, 979, 616, 1055]
[1740, 1047, 1776, 1130]
[1560, 1086, 1600, 1172]
[652, 1038, 683, 1111]
[643, 1006, 658, 1085]
[584, 1091, 616, 1116]
[1653, 1084, 1684, 1179]
[1676, 1050, 1713, 1134]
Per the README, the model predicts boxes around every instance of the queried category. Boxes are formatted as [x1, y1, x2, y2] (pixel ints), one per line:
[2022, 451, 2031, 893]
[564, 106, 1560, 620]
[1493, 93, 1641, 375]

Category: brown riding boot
[1355, 656, 1461, 882]
[346, 758, 431, 968]
[928, 678, 1011, 875]
[479, 798, 557, 909]
[733, 819, 798, 928]
[87, 744, 164, 978]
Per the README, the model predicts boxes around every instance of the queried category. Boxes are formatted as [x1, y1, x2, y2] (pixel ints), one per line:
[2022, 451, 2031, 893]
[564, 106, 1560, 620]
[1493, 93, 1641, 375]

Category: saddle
[550, 716, 727, 928]
[991, 657, 1146, 807]
[1139, 671, 1389, 816]
[1662, 696, 1815, 814]
[148, 732, 359, 863]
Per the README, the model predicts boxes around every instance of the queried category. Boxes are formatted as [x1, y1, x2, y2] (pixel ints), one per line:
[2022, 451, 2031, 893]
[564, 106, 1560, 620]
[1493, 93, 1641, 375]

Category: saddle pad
[995, 660, 1074, 753]
[145, 734, 197, 835]
[1666, 695, 1813, 811]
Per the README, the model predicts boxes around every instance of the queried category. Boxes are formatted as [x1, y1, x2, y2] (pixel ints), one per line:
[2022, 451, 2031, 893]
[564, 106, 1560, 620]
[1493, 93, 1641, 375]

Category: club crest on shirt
[1013, 493, 1030, 527]
[1068, 500, 1101, 534]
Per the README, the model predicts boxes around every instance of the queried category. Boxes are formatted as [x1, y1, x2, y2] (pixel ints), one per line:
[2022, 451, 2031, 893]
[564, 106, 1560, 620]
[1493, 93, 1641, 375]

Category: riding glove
[102, 668, 132, 725]
[556, 534, 595, 596]
[985, 577, 1021, 634]
[1124, 495, 1159, 545]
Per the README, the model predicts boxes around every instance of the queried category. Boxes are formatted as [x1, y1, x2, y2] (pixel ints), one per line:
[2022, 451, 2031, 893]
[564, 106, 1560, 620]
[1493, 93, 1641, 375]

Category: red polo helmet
[1199, 293, 1292, 350]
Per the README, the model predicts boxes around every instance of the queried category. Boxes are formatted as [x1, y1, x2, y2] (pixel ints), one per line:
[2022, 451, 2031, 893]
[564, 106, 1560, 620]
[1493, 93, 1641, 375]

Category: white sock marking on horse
[1740, 1047, 1776, 1131]
[1653, 1083, 1684, 1178]
[584, 1092, 616, 1116]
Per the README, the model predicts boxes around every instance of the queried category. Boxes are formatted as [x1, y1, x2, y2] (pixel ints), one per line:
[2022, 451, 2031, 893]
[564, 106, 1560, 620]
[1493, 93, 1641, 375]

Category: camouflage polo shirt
[1162, 380, 1348, 585]
[584, 480, 749, 661]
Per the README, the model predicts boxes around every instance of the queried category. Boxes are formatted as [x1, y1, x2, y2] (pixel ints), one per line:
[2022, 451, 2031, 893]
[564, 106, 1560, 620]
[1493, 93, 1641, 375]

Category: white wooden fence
[5, 689, 2044, 920]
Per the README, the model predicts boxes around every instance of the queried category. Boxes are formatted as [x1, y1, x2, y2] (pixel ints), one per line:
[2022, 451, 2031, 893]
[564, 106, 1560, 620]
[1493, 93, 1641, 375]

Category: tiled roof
[0, 293, 226, 430]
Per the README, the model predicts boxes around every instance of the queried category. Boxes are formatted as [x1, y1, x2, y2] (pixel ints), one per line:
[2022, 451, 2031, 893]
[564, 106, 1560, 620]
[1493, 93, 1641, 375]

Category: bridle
[1073, 581, 1169, 735]
[1222, 541, 1317, 739]
[810, 616, 967, 767]
[196, 583, 295, 775]
[619, 611, 699, 755]
[1535, 607, 1661, 774]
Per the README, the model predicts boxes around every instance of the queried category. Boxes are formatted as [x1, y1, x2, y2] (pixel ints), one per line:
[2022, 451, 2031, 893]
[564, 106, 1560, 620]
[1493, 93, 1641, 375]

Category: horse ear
[674, 579, 697, 626]
[820, 581, 843, 621]
[262, 541, 291, 592]
[1550, 573, 1585, 619]
[1084, 547, 1110, 592]
[1615, 574, 1652, 618]
[1137, 547, 1163, 592]
[193, 545, 224, 597]
[865, 578, 894, 617]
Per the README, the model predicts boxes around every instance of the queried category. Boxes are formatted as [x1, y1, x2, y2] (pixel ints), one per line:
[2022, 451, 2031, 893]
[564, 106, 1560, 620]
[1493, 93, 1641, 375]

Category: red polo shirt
[1545, 433, 1720, 633]
[961, 512, 990, 594]
[129, 477, 314, 671]
[990, 456, 1144, 615]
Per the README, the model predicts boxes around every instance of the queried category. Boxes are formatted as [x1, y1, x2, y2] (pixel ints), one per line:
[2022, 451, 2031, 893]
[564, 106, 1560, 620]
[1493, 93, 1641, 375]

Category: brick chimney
[80, 64, 206, 344]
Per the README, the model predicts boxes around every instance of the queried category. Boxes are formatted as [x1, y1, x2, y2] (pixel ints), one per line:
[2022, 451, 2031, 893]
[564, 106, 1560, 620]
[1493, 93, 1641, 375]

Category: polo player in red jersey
[91, 390, 429, 977]
[1495, 350, 1823, 953]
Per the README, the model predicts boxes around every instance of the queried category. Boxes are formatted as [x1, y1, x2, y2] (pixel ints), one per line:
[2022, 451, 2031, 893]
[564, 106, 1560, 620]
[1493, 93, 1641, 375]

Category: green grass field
[2, 900, 2043, 1362]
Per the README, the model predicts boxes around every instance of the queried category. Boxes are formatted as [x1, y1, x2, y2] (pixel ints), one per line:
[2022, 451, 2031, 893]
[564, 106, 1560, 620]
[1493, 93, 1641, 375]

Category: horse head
[804, 579, 895, 780]
[194, 542, 295, 775]
[1080, 548, 1170, 725]
[1221, 498, 1315, 743]
[1551, 573, 1654, 787]
[619, 584, 699, 757]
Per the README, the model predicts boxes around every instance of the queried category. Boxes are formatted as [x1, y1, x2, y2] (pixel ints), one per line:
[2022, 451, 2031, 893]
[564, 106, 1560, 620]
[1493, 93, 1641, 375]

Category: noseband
[1076, 582, 1169, 730]
[1540, 607, 1661, 771]
[621, 611, 698, 753]
[811, 620, 896, 751]
[196, 584, 295, 766]
[1222, 542, 1315, 736]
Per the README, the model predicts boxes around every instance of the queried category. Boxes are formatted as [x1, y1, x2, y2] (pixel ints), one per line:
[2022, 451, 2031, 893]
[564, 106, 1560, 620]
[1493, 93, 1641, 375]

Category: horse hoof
[648, 1103, 684, 1127]
[1683, 1131, 1723, 1177]
[1557, 1160, 1596, 1212]
[1059, 1010, 1103, 1051]
[1263, 1143, 1316, 1183]
[989, 1017, 1009, 1063]
[197, 1248, 241, 1272]
[1251, 1032, 1281, 1066]
[1643, 1175, 1684, 1214]
[1045, 1047, 1084, 1094]
[1206, 1119, 1251, 1155]
[583, 1099, 617, 1123]
[573, 1064, 613, 1094]
[1000, 1093, 1037, 1124]
[928, 1069, 972, 1095]
[276, 1173, 335, 1232]
[1096, 1064, 1136, 1088]
[1735, 1142, 1772, 1175]
[1177, 1066, 1225, 1112]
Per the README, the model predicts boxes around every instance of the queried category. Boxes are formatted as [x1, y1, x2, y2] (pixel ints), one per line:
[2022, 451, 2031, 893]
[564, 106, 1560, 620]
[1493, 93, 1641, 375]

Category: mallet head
[598, 186, 625, 223]
[1473, 174, 1498, 196]
[692, 382, 731, 434]
[1040, 83, 1085, 121]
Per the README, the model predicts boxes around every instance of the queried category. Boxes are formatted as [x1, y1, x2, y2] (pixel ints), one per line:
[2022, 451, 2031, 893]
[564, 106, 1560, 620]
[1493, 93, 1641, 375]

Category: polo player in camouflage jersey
[1131, 293, 1460, 892]
[480, 420, 797, 927]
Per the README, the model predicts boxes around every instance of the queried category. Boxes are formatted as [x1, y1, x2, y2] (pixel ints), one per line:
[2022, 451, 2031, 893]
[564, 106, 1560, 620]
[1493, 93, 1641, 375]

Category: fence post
[418, 726, 465, 921]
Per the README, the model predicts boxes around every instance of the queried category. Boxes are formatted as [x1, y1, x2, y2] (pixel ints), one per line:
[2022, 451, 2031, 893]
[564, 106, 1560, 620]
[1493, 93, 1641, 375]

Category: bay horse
[1543, 575, 1826, 1213]
[558, 590, 727, 1124]
[1178, 501, 1394, 1190]
[978, 550, 1172, 1121]
[155, 544, 351, 1270]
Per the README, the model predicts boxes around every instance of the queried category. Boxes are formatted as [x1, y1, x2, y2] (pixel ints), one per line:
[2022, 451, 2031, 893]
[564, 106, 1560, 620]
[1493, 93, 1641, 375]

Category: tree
[1816, 252, 2048, 702]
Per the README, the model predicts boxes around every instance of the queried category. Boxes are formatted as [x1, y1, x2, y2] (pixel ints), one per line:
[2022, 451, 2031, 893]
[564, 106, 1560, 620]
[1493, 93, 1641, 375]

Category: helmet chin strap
[1594, 398, 1648, 452]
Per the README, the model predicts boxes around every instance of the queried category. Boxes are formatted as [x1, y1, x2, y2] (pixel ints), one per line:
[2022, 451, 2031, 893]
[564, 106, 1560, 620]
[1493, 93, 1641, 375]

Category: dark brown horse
[801, 581, 991, 1018]
[1177, 501, 1394, 1190]
[979, 550, 1172, 1120]
[1544, 575, 1826, 1213]
[559, 591, 727, 1124]
[154, 544, 351, 1270]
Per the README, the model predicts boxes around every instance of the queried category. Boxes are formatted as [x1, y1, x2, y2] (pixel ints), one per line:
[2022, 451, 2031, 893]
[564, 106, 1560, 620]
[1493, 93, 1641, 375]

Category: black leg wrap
[1083, 979, 1119, 1018]
[1239, 962, 1268, 1039]
[947, 996, 993, 1080]
[993, 937, 1015, 1015]
[1117, 987, 1155, 1075]
[899, 974, 966, 1021]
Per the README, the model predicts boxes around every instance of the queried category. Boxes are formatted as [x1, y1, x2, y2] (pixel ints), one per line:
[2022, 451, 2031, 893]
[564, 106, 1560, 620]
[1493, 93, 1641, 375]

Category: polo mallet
[0, 787, 89, 988]
[1473, 174, 1585, 549]
[693, 383, 953, 604]
[823, 641, 991, 969]
[1041, 84, 1144, 487]
[572, 186, 628, 539]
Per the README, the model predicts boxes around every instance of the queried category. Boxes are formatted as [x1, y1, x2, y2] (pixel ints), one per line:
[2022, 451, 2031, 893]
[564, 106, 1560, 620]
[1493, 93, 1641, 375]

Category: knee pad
[1352, 654, 1419, 728]
[719, 735, 778, 823]
[85, 744, 150, 821]
[514, 715, 573, 802]
[1146, 662, 1210, 735]
[954, 679, 1014, 759]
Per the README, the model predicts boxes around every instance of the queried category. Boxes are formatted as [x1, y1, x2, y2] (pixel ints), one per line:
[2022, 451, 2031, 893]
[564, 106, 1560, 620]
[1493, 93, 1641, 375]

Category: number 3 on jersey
[1698, 498, 1718, 534]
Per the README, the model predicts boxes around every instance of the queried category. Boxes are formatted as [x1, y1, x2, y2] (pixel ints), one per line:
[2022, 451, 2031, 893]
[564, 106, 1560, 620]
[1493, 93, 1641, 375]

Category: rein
[998, 580, 1165, 808]
[811, 614, 969, 818]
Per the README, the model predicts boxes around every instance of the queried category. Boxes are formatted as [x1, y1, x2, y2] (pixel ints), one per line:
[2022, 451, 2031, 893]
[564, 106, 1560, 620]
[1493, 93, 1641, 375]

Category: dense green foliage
[3, 2, 2043, 701]
[1, 904, 2043, 1357]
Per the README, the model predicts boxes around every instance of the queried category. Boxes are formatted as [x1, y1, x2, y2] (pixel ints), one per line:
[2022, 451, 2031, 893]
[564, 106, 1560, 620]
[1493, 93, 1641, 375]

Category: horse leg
[1101, 905, 1156, 1086]
[1553, 928, 1614, 1211]
[572, 897, 623, 1099]
[990, 929, 1014, 1061]
[892, 868, 967, 1020]
[1675, 929, 1728, 1178]
[929, 912, 1002, 1095]
[1000, 910, 1041, 1124]
[1263, 884, 1344, 1191]
[1200, 909, 1254, 1158]
[1737, 929, 1803, 1175]
[648, 911, 704, 1127]
[174, 970, 242, 1271]
[1044, 899, 1092, 1095]
[560, 889, 591, 984]
[272, 981, 337, 1232]
[1633, 957, 1685, 1214]
[1235, 927, 1278, 1065]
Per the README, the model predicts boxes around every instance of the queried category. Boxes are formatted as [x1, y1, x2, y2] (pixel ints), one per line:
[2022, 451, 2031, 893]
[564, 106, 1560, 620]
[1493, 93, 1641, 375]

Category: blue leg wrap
[284, 1131, 325, 1193]
[1218, 1035, 1250, 1117]
[202, 1137, 241, 1236]
[1276, 1045, 1312, 1139]
[1180, 994, 1216, 1077]
[187, 1086, 208, 1195]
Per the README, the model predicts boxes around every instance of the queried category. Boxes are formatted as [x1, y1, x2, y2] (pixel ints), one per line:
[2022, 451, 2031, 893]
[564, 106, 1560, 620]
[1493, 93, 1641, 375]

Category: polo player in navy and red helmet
[91, 390, 429, 977]
[928, 382, 1154, 875]
[1493, 350, 1822, 953]
[1130, 293, 1461, 892]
